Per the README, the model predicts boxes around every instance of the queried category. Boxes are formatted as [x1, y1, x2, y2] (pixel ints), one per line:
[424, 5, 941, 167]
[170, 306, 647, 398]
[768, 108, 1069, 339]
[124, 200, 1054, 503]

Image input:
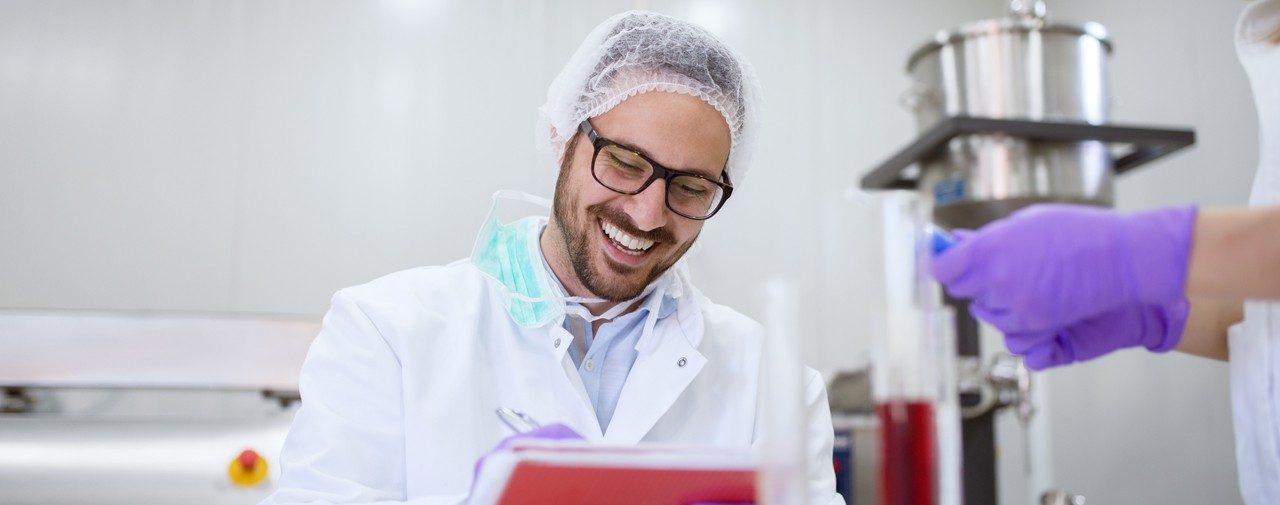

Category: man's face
[549, 91, 731, 301]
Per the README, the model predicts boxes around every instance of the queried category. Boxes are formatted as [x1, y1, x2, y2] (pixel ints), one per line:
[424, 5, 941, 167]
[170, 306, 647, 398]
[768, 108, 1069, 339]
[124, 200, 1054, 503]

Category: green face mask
[471, 191, 624, 328]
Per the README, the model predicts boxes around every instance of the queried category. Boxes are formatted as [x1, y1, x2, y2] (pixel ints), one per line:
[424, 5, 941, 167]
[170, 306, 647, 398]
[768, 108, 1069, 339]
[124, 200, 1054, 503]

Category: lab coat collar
[601, 267, 707, 444]
[540, 270, 706, 443]
[602, 305, 707, 444]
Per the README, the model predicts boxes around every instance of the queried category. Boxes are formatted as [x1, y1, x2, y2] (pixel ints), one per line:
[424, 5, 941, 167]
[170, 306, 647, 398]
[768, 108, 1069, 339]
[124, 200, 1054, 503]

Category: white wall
[0, 0, 997, 374]
[0, 1, 1254, 503]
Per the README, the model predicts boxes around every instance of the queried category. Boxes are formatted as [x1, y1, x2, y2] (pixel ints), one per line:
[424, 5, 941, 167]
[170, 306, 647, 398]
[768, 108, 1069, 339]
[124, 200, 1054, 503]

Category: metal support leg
[947, 295, 999, 505]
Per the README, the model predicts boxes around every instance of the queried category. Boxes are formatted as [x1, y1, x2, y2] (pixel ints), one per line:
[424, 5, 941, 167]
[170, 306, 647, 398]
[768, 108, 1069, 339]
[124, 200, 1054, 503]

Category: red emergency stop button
[228, 448, 269, 486]
[239, 450, 259, 469]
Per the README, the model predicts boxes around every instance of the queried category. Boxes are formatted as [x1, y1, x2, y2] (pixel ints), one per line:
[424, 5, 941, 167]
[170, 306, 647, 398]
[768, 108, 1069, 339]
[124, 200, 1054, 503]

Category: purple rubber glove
[1006, 300, 1190, 370]
[471, 423, 582, 490]
[931, 204, 1197, 333]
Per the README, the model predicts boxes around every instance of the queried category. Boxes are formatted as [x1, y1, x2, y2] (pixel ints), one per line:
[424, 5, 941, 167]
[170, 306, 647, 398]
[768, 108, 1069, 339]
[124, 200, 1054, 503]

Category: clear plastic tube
[757, 278, 807, 505]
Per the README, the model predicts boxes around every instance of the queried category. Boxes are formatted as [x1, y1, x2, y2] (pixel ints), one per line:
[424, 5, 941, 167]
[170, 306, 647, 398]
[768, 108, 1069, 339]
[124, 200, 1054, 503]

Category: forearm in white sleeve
[261, 291, 464, 505]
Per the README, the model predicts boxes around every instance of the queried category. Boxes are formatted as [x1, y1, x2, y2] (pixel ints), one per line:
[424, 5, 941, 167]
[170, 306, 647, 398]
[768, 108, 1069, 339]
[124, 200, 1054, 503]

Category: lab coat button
[677, 357, 687, 367]
[553, 338, 561, 348]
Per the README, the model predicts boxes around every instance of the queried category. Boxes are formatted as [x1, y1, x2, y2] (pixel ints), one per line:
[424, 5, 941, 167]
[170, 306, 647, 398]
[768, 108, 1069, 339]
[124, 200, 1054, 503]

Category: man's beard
[551, 167, 696, 302]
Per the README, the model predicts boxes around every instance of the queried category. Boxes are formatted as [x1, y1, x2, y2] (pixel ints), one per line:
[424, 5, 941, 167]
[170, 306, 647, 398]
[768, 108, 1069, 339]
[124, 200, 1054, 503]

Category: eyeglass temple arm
[579, 121, 599, 143]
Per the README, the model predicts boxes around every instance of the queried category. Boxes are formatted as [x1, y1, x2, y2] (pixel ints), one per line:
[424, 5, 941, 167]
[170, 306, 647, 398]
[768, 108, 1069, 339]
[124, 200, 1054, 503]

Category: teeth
[600, 220, 655, 252]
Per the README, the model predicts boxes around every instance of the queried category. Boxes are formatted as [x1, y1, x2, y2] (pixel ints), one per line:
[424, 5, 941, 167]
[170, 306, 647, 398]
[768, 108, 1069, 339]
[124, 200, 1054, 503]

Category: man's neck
[539, 219, 627, 318]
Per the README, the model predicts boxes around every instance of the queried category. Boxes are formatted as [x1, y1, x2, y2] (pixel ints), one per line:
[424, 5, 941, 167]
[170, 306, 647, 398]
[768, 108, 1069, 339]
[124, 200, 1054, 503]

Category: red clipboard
[495, 462, 756, 505]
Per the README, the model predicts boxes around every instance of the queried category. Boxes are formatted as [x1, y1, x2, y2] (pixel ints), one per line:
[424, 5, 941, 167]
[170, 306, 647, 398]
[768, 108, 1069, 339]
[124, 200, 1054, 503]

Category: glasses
[579, 120, 733, 220]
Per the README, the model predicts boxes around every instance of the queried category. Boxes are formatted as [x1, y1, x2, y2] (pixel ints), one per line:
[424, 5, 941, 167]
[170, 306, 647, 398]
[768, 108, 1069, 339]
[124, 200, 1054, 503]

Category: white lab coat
[1231, 1, 1280, 503]
[262, 218, 842, 505]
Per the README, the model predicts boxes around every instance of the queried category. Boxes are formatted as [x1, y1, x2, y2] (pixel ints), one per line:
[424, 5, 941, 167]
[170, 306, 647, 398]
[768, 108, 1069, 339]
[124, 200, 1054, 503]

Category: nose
[624, 180, 669, 232]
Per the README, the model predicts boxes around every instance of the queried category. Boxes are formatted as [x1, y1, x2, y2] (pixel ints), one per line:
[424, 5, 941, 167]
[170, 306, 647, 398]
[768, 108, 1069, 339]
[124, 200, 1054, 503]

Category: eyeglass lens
[593, 144, 724, 219]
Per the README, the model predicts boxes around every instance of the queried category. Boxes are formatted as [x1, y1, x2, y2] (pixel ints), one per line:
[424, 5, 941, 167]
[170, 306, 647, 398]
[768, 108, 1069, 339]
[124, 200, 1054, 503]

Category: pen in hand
[495, 408, 542, 434]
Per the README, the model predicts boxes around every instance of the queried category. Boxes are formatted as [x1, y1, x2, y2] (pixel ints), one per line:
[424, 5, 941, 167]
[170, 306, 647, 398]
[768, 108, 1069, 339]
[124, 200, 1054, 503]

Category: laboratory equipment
[828, 369, 878, 505]
[860, 1, 1196, 503]
[869, 0, 1194, 228]
[869, 192, 962, 505]
[0, 309, 317, 505]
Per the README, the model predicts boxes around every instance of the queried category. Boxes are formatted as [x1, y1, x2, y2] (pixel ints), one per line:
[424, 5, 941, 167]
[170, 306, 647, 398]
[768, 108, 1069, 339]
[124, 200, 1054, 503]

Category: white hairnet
[537, 10, 762, 185]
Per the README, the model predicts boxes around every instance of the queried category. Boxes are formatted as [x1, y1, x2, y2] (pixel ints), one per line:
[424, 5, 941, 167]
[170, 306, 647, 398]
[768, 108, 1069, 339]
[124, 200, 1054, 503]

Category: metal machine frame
[861, 116, 1196, 191]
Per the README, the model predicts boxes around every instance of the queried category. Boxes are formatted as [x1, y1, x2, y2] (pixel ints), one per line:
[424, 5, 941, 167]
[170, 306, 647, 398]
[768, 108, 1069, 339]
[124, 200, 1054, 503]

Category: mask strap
[492, 189, 552, 209]
[564, 299, 635, 323]
[562, 294, 607, 305]
[562, 275, 664, 322]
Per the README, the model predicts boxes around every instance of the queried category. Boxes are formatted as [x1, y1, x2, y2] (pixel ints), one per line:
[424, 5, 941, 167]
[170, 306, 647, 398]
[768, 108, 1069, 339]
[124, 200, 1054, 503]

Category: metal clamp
[0, 387, 35, 414]
[261, 389, 301, 409]
[957, 353, 1033, 420]
[1009, 0, 1048, 20]
[1041, 489, 1087, 505]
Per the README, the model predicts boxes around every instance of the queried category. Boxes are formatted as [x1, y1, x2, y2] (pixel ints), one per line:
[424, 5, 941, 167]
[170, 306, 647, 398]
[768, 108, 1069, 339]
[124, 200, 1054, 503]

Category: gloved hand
[471, 423, 583, 492]
[1005, 300, 1190, 370]
[931, 203, 1197, 333]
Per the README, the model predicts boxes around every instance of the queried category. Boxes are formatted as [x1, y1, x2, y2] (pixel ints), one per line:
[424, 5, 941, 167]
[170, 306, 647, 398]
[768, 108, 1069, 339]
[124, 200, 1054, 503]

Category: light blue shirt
[563, 295, 677, 432]
[537, 234, 678, 433]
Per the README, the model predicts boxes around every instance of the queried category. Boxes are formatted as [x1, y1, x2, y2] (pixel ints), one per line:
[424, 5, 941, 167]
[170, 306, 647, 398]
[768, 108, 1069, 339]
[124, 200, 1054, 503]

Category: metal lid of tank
[906, 1, 1112, 71]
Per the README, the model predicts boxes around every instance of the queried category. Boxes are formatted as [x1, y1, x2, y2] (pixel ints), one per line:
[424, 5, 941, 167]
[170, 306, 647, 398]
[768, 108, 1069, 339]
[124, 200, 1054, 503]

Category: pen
[495, 407, 542, 434]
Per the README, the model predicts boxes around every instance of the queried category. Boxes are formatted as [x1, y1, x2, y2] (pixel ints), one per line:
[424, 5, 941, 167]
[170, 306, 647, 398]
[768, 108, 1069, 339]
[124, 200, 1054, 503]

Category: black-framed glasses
[579, 120, 733, 220]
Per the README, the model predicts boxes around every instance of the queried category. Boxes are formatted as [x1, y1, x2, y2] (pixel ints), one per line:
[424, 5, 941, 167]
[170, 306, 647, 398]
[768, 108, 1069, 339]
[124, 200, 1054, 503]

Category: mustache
[588, 203, 675, 244]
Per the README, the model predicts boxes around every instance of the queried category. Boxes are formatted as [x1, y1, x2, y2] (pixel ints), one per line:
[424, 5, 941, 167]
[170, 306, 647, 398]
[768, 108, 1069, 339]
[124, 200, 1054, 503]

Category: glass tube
[870, 191, 961, 505]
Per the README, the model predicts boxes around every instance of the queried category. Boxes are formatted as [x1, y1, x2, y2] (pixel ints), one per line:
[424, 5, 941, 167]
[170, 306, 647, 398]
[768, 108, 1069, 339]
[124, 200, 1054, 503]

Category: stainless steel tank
[907, 0, 1114, 228]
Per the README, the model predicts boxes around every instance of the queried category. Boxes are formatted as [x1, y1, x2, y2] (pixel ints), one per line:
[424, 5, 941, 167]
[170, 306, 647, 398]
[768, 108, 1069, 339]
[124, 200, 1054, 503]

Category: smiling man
[544, 90, 730, 318]
[265, 11, 842, 505]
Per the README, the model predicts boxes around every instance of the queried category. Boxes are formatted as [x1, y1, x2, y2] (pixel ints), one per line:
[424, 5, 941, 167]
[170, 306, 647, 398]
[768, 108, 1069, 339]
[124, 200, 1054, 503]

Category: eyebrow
[609, 136, 723, 181]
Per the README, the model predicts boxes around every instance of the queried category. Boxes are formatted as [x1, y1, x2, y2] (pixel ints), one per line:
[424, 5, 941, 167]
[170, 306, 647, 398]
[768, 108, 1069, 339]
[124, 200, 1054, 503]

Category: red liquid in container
[877, 400, 936, 505]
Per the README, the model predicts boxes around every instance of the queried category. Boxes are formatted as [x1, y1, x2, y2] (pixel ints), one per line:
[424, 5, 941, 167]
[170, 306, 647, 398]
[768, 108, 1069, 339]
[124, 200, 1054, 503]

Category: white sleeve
[1228, 302, 1280, 505]
[261, 291, 465, 505]
[803, 369, 846, 505]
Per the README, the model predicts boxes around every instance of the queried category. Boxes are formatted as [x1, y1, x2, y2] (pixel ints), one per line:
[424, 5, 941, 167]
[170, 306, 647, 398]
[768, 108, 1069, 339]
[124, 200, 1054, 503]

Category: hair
[559, 130, 584, 173]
